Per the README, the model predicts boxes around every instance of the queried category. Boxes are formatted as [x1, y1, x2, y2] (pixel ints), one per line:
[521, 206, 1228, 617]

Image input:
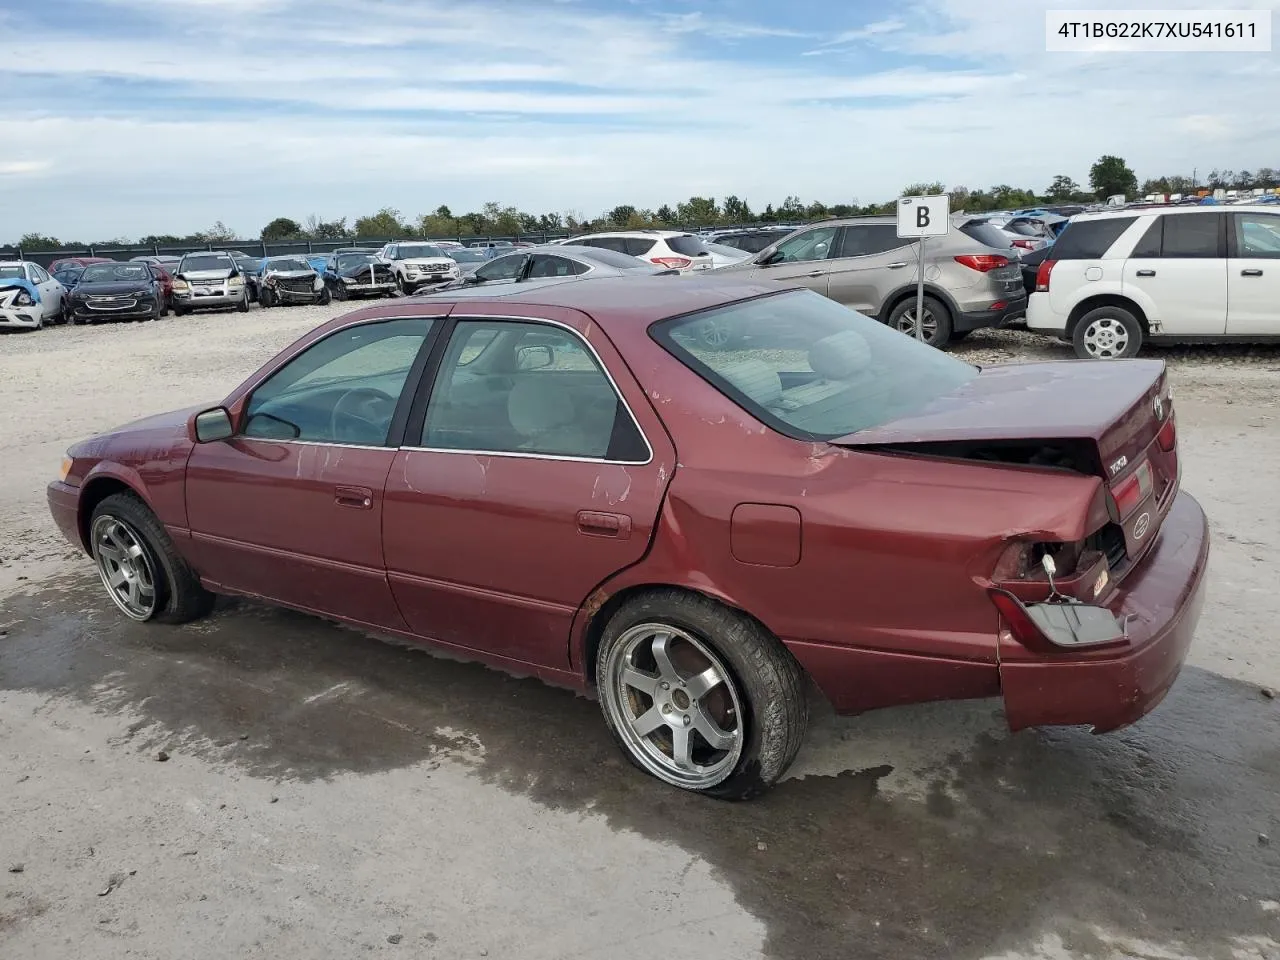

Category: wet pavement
[2, 573, 1279, 960]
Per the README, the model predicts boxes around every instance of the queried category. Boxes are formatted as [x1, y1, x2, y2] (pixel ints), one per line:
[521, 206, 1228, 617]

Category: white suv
[557, 230, 715, 273]
[1027, 205, 1280, 359]
[376, 241, 460, 294]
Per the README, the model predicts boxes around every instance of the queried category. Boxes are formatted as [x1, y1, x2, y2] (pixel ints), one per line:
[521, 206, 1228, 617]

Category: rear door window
[1050, 217, 1137, 259]
[623, 238, 657, 256]
[1235, 213, 1280, 258]
[1160, 213, 1223, 258]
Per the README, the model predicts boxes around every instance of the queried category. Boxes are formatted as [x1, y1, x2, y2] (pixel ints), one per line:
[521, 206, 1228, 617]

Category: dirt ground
[1, 306, 1278, 960]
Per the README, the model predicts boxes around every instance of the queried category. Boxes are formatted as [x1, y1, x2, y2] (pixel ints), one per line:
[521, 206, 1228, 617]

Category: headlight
[172, 279, 190, 292]
[228, 278, 244, 288]
[313, 277, 323, 291]
[59, 455, 73, 482]
[14, 291, 35, 306]
[342, 276, 356, 284]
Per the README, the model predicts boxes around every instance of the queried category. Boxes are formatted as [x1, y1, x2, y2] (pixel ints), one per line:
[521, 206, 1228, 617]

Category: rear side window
[666, 235, 708, 257]
[835, 224, 906, 258]
[623, 238, 656, 257]
[580, 237, 630, 254]
[1050, 217, 1136, 260]
[1161, 213, 1222, 258]
[577, 247, 655, 270]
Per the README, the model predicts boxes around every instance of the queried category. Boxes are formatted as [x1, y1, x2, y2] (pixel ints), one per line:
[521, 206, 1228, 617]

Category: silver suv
[715, 216, 1026, 347]
[171, 251, 250, 315]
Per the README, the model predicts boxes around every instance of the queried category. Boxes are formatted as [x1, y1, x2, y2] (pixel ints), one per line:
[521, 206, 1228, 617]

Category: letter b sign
[896, 193, 950, 239]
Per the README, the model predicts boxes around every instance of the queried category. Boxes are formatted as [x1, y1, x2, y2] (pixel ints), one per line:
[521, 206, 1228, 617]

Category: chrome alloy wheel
[90, 515, 159, 620]
[1080, 316, 1130, 359]
[602, 623, 744, 789]
[894, 305, 938, 343]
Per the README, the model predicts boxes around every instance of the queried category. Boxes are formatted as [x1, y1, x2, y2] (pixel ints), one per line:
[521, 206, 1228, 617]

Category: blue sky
[2, 0, 1277, 240]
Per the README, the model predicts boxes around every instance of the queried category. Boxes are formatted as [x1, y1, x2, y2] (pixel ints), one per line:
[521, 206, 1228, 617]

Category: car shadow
[1, 574, 1277, 960]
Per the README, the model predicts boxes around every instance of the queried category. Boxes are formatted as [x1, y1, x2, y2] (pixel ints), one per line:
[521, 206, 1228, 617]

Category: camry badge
[1153, 395, 1165, 420]
[1109, 455, 1129, 477]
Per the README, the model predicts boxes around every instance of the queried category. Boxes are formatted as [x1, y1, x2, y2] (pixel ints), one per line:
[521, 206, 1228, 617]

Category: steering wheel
[330, 387, 396, 444]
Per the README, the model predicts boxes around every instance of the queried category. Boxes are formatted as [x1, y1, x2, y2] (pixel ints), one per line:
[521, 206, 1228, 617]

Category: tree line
[10, 155, 1278, 251]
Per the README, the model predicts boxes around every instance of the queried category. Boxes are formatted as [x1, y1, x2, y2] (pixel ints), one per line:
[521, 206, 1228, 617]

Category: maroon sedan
[47, 277, 1209, 798]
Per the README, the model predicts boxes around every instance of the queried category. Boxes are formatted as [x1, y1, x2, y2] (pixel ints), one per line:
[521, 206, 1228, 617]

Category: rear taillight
[988, 589, 1056, 653]
[1111, 460, 1154, 518]
[954, 254, 1010, 272]
[651, 257, 691, 269]
[1011, 239, 1036, 250]
[1034, 259, 1057, 292]
[1156, 416, 1176, 452]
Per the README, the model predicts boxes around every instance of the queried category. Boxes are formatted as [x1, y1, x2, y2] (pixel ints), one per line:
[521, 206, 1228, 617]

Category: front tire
[332, 283, 348, 301]
[595, 589, 808, 800]
[259, 287, 275, 309]
[1072, 306, 1143, 360]
[887, 295, 954, 348]
[89, 492, 215, 624]
[236, 291, 250, 313]
[317, 286, 331, 306]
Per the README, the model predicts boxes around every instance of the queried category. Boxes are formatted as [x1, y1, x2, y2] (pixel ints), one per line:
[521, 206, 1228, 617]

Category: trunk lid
[835, 359, 1178, 570]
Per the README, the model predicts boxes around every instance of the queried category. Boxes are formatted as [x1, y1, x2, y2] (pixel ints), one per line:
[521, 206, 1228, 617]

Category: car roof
[400, 274, 783, 328]
[572, 229, 692, 239]
[1074, 204, 1279, 221]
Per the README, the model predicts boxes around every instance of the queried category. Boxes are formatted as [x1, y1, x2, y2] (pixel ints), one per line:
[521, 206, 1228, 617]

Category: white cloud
[3, 0, 1279, 240]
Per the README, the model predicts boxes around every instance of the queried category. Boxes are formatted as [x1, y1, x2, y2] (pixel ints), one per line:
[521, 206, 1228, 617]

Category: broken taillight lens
[1110, 460, 1153, 519]
[989, 589, 1057, 653]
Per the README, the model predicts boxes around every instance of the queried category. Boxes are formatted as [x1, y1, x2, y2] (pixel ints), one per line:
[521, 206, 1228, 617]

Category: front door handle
[335, 485, 374, 509]
[804, 271, 824, 278]
[1241, 268, 1264, 277]
[577, 510, 632, 540]
[887, 262, 908, 269]
[1135, 269, 1156, 277]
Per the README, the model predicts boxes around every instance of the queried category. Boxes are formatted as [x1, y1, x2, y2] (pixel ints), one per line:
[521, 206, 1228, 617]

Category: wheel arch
[76, 471, 150, 552]
[1066, 294, 1150, 338]
[577, 581, 786, 691]
[878, 282, 960, 324]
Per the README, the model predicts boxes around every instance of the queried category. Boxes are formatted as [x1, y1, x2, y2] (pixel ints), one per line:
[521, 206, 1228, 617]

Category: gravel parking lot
[2, 306, 1279, 959]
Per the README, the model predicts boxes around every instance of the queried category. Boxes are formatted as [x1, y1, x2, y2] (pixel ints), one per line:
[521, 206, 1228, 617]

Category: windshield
[337, 254, 376, 270]
[265, 258, 311, 272]
[396, 244, 445, 259]
[81, 264, 151, 283]
[181, 254, 235, 272]
[655, 289, 978, 441]
[0, 266, 25, 279]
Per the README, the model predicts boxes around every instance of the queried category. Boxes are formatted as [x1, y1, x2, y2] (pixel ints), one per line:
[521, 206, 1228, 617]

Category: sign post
[896, 194, 951, 342]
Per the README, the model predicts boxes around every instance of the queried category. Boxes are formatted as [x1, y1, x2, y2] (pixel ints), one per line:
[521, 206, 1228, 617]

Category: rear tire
[89, 492, 215, 624]
[1072, 306, 1143, 360]
[595, 589, 808, 800]
[887, 295, 954, 349]
[174, 305, 190, 317]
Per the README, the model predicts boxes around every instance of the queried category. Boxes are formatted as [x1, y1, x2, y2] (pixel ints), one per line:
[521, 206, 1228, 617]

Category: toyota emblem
[1133, 512, 1151, 540]
[1153, 395, 1164, 420]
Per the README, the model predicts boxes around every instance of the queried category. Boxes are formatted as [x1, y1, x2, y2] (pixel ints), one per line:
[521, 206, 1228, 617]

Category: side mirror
[463, 274, 482, 285]
[193, 407, 234, 443]
[516, 345, 555, 370]
[757, 250, 782, 266]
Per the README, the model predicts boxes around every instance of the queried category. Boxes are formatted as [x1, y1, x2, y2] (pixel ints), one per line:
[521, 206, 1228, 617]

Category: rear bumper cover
[955, 295, 1029, 333]
[999, 490, 1210, 733]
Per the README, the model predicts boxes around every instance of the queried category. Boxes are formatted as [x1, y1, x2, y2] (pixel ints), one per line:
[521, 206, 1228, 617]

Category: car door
[184, 313, 445, 629]
[824, 224, 915, 314]
[382, 313, 676, 671]
[28, 264, 61, 318]
[1123, 212, 1227, 335]
[1226, 212, 1280, 335]
[748, 225, 839, 294]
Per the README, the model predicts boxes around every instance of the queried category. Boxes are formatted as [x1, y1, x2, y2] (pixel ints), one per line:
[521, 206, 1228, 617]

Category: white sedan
[0, 260, 66, 330]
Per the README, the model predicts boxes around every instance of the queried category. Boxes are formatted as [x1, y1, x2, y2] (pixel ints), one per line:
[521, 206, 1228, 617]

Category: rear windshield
[653, 289, 977, 441]
[181, 255, 235, 272]
[578, 247, 656, 270]
[959, 222, 1014, 249]
[1051, 217, 1136, 259]
[666, 235, 709, 256]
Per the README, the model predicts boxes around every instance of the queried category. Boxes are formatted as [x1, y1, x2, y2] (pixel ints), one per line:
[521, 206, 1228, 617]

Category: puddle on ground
[1, 574, 1277, 960]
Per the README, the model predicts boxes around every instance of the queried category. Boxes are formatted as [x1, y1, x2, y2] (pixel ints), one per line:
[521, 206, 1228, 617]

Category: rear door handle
[887, 262, 908, 269]
[335, 485, 374, 509]
[577, 510, 632, 539]
[804, 271, 824, 278]
[1135, 269, 1156, 277]
[1241, 268, 1264, 277]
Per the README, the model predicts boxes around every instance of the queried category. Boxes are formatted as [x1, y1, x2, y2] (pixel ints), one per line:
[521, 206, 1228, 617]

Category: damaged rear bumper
[999, 490, 1210, 733]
